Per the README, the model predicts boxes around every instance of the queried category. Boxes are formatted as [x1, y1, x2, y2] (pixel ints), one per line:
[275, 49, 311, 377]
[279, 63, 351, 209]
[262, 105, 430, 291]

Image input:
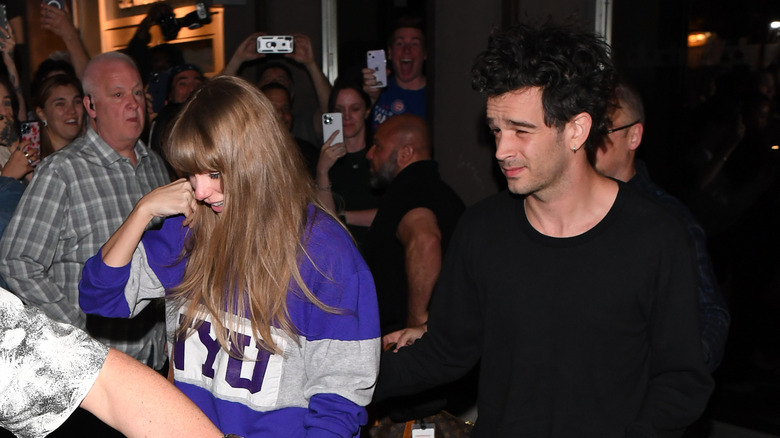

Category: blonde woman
[79, 76, 380, 437]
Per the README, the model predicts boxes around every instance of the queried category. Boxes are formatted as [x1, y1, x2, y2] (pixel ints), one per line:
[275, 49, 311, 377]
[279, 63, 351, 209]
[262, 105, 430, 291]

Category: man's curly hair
[472, 22, 616, 151]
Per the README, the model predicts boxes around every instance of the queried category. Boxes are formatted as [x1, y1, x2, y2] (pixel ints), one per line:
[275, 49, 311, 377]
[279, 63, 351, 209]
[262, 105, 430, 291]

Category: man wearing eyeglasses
[593, 81, 730, 373]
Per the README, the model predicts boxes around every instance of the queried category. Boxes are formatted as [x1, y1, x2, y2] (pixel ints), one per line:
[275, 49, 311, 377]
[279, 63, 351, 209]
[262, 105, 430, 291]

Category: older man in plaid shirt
[0, 52, 170, 371]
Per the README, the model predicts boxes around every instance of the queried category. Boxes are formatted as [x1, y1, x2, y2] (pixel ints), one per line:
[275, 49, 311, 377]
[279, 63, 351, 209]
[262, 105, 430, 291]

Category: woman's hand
[2, 143, 37, 180]
[40, 3, 78, 42]
[314, 132, 344, 211]
[136, 179, 197, 226]
[100, 179, 196, 268]
[0, 25, 16, 58]
[316, 130, 346, 175]
[0, 112, 19, 147]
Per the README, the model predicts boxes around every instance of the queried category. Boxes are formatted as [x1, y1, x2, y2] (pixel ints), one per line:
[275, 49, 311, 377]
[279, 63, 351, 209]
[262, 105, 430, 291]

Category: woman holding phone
[79, 76, 380, 437]
[0, 76, 37, 253]
[315, 79, 380, 247]
[0, 76, 35, 175]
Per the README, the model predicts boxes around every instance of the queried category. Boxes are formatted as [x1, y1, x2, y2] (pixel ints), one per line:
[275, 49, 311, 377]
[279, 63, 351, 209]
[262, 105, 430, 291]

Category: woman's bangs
[167, 115, 222, 176]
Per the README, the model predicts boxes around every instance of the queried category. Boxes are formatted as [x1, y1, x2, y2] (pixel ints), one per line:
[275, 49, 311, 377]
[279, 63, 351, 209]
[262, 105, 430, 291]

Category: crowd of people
[0, 1, 744, 437]
[675, 59, 780, 394]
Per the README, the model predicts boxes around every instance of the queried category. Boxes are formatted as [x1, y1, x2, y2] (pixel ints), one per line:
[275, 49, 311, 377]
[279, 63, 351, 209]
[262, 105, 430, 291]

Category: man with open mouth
[364, 15, 428, 131]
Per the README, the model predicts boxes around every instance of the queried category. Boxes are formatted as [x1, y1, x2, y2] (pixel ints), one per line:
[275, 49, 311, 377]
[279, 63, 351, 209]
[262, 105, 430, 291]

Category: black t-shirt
[327, 147, 381, 249]
[377, 184, 714, 436]
[363, 160, 465, 334]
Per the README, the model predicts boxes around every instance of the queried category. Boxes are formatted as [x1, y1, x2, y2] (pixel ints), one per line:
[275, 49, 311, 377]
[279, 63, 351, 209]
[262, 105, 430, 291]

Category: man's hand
[362, 68, 382, 105]
[222, 32, 266, 76]
[286, 33, 315, 67]
[234, 32, 267, 64]
[382, 324, 427, 352]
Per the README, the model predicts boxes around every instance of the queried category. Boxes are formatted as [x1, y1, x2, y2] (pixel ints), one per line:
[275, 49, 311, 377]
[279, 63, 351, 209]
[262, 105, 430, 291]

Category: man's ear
[84, 95, 97, 119]
[568, 112, 592, 151]
[397, 143, 415, 167]
[627, 123, 644, 151]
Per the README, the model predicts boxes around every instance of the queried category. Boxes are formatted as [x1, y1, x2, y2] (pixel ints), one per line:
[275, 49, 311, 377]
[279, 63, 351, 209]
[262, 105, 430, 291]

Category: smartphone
[148, 71, 170, 114]
[0, 5, 7, 32]
[322, 113, 343, 145]
[20, 121, 41, 164]
[366, 50, 387, 88]
[257, 35, 294, 54]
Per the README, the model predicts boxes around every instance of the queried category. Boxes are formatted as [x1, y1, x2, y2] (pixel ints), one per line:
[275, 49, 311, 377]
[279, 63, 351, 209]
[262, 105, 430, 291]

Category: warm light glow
[688, 32, 711, 47]
[772, 145, 779, 150]
[771, 21, 780, 29]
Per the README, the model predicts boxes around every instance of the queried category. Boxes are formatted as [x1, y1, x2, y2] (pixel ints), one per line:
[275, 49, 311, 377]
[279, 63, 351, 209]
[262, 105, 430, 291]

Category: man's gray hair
[82, 52, 139, 97]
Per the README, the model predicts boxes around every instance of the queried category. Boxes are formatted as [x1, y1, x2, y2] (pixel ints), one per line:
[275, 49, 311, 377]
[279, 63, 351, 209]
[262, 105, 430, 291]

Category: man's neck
[114, 144, 138, 167]
[395, 75, 426, 91]
[613, 162, 637, 183]
[524, 166, 619, 238]
[94, 126, 139, 167]
[103, 136, 138, 167]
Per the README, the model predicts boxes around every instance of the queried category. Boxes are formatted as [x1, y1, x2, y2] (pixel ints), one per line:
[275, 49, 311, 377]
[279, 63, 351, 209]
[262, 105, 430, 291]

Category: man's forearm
[81, 348, 223, 438]
[404, 234, 441, 326]
[399, 208, 442, 327]
[304, 61, 332, 114]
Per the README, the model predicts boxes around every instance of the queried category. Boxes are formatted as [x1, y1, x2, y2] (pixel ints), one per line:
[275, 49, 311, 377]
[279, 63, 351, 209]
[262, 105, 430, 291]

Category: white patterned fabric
[0, 287, 108, 438]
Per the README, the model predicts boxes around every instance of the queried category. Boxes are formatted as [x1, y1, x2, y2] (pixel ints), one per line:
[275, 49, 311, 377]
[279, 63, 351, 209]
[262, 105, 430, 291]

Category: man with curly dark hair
[373, 23, 714, 437]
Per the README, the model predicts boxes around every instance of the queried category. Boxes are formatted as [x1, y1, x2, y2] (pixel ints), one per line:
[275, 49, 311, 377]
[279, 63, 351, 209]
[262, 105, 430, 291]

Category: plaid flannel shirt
[0, 128, 170, 368]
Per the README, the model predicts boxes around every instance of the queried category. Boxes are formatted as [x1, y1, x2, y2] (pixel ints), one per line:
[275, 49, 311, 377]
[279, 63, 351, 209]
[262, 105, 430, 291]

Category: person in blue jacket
[79, 75, 381, 438]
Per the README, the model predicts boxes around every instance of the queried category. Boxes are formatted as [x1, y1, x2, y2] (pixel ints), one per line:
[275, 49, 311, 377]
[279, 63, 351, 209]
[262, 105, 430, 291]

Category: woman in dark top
[315, 81, 380, 248]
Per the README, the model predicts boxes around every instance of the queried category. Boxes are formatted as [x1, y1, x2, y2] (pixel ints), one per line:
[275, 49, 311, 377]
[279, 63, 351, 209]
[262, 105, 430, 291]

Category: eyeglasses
[606, 120, 640, 134]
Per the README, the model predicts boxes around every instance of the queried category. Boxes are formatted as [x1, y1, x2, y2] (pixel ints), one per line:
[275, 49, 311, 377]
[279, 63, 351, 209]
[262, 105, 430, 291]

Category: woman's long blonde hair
[164, 75, 333, 355]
